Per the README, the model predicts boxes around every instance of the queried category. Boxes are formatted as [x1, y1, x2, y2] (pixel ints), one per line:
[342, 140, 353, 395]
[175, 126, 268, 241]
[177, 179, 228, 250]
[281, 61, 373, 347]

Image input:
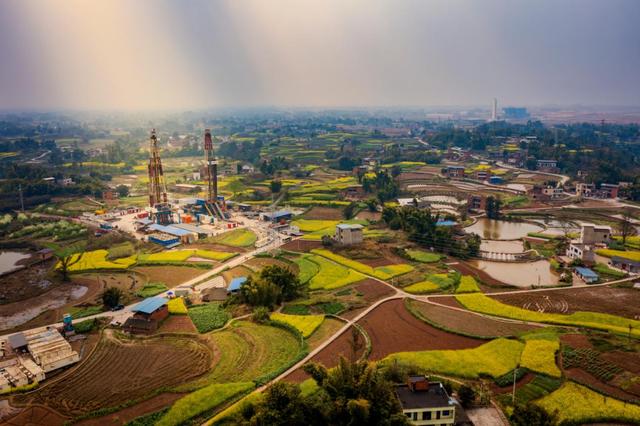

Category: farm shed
[22, 328, 80, 373]
[227, 277, 247, 293]
[574, 267, 599, 284]
[132, 297, 169, 321]
[148, 233, 181, 248]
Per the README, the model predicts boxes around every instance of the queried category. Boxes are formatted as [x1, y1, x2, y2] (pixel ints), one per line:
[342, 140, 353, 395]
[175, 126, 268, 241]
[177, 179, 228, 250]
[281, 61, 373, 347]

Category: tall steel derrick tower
[204, 129, 218, 203]
[147, 129, 171, 224]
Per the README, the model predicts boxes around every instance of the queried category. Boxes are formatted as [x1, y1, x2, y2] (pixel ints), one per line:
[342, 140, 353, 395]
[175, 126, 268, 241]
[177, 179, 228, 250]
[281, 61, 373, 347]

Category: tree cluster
[485, 196, 502, 219]
[239, 265, 303, 309]
[235, 357, 409, 426]
[382, 206, 480, 259]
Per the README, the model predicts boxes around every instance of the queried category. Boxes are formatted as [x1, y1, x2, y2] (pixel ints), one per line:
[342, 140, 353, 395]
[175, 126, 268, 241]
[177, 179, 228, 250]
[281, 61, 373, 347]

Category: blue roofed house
[124, 297, 169, 334]
[228, 277, 247, 293]
[574, 267, 599, 284]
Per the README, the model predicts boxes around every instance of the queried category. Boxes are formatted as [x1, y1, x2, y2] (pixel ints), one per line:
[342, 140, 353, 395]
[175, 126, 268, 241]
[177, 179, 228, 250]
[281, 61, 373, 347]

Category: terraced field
[179, 321, 303, 391]
[19, 334, 211, 417]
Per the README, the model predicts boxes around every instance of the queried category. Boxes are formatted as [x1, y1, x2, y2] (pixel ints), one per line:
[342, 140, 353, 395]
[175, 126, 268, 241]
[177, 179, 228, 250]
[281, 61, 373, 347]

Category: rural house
[395, 376, 463, 425]
[335, 223, 364, 245]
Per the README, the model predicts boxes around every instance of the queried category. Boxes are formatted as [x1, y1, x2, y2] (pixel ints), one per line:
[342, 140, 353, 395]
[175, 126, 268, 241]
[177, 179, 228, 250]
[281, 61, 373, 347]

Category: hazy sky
[1, 0, 639, 110]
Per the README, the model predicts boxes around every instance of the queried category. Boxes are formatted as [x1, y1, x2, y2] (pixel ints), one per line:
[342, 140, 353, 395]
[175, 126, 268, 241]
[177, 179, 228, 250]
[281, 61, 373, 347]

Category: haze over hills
[1, 0, 640, 110]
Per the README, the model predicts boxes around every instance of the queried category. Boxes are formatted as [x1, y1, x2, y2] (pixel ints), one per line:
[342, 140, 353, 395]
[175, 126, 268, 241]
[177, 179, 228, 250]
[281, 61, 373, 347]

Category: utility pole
[512, 364, 519, 404]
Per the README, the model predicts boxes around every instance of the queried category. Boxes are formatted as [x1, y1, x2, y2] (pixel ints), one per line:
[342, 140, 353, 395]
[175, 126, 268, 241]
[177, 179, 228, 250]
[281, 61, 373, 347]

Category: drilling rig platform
[147, 129, 173, 225]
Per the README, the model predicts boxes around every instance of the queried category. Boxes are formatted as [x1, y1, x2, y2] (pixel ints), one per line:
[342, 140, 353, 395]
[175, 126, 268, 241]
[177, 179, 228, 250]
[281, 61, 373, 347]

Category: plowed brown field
[15, 334, 210, 417]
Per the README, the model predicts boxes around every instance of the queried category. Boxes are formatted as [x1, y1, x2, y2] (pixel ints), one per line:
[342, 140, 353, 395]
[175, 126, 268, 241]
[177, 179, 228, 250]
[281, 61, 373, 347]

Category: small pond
[471, 259, 559, 288]
[0, 251, 31, 275]
[465, 218, 543, 240]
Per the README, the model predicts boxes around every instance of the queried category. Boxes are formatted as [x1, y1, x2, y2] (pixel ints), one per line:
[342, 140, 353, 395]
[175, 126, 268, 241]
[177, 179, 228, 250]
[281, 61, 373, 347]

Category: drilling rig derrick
[147, 129, 172, 224]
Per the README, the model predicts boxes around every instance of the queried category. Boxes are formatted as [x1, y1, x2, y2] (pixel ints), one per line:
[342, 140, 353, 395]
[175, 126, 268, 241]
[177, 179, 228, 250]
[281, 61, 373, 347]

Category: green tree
[343, 201, 358, 220]
[239, 277, 281, 309]
[458, 384, 476, 408]
[115, 184, 129, 198]
[303, 357, 409, 425]
[54, 246, 83, 282]
[259, 265, 303, 301]
[270, 180, 282, 194]
[101, 287, 123, 308]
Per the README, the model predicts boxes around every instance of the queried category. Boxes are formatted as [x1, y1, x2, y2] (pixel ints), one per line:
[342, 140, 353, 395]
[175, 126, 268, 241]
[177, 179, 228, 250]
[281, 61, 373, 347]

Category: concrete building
[580, 223, 612, 245]
[335, 223, 364, 245]
[147, 224, 198, 244]
[445, 166, 465, 179]
[536, 159, 557, 171]
[566, 243, 596, 264]
[395, 376, 457, 425]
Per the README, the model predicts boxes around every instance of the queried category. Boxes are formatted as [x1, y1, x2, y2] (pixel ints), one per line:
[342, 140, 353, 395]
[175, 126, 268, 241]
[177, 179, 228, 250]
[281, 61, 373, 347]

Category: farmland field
[405, 249, 443, 263]
[382, 338, 524, 379]
[296, 254, 366, 290]
[403, 280, 440, 294]
[270, 313, 325, 337]
[305, 318, 344, 350]
[456, 292, 640, 337]
[311, 249, 413, 280]
[406, 300, 539, 338]
[182, 321, 302, 389]
[156, 382, 253, 426]
[18, 334, 211, 417]
[455, 275, 481, 293]
[519, 339, 561, 377]
[188, 303, 230, 333]
[493, 286, 640, 320]
[210, 228, 257, 247]
[63, 249, 136, 272]
[358, 299, 482, 360]
[537, 382, 640, 424]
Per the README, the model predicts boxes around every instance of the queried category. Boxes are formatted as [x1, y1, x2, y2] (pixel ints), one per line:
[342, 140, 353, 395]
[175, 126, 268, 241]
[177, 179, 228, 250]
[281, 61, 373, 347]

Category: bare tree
[620, 208, 634, 245]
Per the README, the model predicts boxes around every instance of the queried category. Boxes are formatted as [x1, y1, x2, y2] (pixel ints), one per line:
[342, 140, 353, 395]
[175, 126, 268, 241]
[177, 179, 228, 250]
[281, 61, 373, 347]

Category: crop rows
[562, 347, 622, 382]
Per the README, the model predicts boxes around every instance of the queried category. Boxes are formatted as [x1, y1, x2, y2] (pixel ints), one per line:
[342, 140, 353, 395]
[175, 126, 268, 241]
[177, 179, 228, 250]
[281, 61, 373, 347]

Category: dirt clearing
[355, 279, 395, 303]
[133, 266, 205, 287]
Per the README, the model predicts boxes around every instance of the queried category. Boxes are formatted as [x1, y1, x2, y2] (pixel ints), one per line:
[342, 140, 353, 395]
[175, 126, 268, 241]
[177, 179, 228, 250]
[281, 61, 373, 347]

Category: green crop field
[157, 382, 253, 426]
[188, 303, 230, 333]
[211, 228, 257, 247]
[294, 256, 320, 284]
[292, 219, 368, 240]
[311, 249, 413, 280]
[180, 321, 302, 390]
[405, 249, 443, 263]
[270, 313, 325, 337]
[519, 339, 561, 377]
[136, 282, 168, 297]
[537, 382, 640, 425]
[455, 276, 481, 293]
[456, 293, 640, 337]
[383, 338, 524, 379]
